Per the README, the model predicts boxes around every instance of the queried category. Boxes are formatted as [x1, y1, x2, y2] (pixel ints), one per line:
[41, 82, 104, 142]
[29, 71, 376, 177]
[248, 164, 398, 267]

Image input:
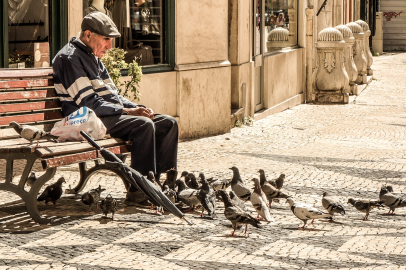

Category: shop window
[264, 0, 298, 52]
[83, 0, 167, 68]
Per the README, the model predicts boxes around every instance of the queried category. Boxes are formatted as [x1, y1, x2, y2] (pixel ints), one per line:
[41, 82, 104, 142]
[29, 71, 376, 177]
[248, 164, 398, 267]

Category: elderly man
[52, 12, 178, 182]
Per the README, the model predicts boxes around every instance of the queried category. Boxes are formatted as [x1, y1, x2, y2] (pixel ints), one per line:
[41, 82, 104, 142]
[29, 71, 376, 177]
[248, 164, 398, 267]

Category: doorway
[253, 0, 264, 112]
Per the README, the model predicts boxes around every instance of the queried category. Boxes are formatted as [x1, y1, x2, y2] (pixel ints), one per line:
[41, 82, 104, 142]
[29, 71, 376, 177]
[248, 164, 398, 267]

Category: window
[83, 0, 173, 70]
[264, 0, 298, 52]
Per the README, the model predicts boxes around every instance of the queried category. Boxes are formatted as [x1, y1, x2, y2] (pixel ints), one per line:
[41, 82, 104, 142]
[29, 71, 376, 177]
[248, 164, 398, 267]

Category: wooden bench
[0, 68, 132, 224]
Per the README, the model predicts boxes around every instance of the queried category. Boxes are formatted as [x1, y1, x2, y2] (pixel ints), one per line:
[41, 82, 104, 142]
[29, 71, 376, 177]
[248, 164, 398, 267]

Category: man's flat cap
[81, 12, 121, 38]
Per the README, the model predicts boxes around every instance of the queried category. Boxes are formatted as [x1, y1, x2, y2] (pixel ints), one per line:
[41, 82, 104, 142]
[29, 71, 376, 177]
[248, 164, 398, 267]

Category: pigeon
[101, 194, 117, 220]
[186, 173, 200, 189]
[230, 166, 251, 201]
[147, 172, 164, 213]
[37, 177, 66, 209]
[250, 178, 273, 222]
[175, 178, 200, 211]
[162, 168, 178, 190]
[321, 192, 345, 220]
[10, 121, 59, 146]
[347, 198, 383, 220]
[197, 177, 217, 218]
[286, 197, 333, 229]
[379, 186, 406, 214]
[259, 170, 285, 190]
[218, 190, 260, 236]
[229, 191, 247, 212]
[81, 185, 106, 212]
[260, 177, 289, 207]
[163, 185, 177, 204]
[209, 177, 231, 191]
[379, 185, 394, 201]
[26, 171, 38, 187]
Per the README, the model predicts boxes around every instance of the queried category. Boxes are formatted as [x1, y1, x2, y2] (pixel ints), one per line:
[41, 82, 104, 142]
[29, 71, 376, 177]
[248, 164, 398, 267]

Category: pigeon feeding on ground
[347, 198, 383, 220]
[163, 185, 177, 204]
[101, 194, 117, 220]
[186, 173, 200, 189]
[147, 171, 165, 213]
[251, 178, 273, 222]
[218, 190, 260, 236]
[37, 177, 66, 209]
[379, 186, 406, 214]
[163, 168, 178, 190]
[81, 185, 106, 212]
[286, 197, 333, 229]
[259, 170, 285, 190]
[208, 177, 231, 191]
[321, 192, 345, 221]
[229, 191, 247, 212]
[175, 178, 200, 211]
[197, 177, 217, 218]
[230, 166, 251, 202]
[26, 171, 38, 187]
[10, 121, 58, 147]
[260, 175, 289, 207]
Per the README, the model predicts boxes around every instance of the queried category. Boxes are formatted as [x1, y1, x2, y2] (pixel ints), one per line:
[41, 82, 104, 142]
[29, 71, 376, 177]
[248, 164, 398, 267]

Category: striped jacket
[52, 37, 141, 117]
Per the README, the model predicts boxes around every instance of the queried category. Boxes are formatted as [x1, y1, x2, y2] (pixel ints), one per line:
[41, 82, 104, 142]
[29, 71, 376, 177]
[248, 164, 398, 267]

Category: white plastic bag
[51, 107, 107, 142]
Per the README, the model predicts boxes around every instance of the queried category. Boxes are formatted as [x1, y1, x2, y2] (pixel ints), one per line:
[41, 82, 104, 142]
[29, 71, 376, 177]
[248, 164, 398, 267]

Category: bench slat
[0, 86, 55, 92]
[0, 79, 53, 89]
[0, 68, 53, 79]
[0, 111, 63, 125]
[0, 119, 61, 130]
[0, 100, 60, 113]
[0, 89, 57, 101]
[41, 145, 129, 169]
[35, 138, 127, 158]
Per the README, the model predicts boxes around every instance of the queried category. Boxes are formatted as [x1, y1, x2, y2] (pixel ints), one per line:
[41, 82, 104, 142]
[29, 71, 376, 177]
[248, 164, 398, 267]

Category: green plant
[101, 48, 143, 100]
[242, 116, 254, 126]
[235, 120, 242, 128]
[372, 51, 380, 57]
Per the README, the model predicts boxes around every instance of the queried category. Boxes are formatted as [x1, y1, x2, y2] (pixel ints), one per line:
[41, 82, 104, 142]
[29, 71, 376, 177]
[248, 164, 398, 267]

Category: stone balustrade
[267, 27, 290, 51]
[346, 22, 368, 84]
[312, 27, 349, 104]
[356, 20, 374, 76]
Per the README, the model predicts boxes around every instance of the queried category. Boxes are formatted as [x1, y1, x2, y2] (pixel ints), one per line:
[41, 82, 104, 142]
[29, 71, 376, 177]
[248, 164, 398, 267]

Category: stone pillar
[346, 22, 367, 84]
[356, 20, 373, 76]
[335, 24, 358, 95]
[312, 27, 349, 104]
[267, 27, 289, 51]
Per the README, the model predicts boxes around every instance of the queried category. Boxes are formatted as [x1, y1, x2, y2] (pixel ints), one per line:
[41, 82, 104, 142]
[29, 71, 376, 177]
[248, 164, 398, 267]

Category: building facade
[0, 0, 372, 139]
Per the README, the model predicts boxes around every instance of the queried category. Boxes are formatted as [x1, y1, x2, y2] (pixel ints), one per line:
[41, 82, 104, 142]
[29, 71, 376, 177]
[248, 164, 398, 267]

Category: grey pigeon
[162, 168, 178, 190]
[209, 177, 231, 191]
[379, 185, 394, 201]
[37, 177, 66, 209]
[186, 173, 200, 189]
[229, 191, 247, 212]
[197, 177, 217, 218]
[26, 171, 38, 187]
[175, 178, 200, 211]
[259, 170, 284, 190]
[10, 121, 58, 146]
[218, 190, 260, 236]
[321, 192, 345, 220]
[347, 198, 383, 220]
[148, 171, 164, 213]
[163, 185, 177, 204]
[379, 186, 406, 214]
[81, 185, 106, 212]
[286, 197, 333, 229]
[101, 194, 117, 220]
[230, 166, 251, 201]
[250, 178, 273, 222]
[260, 176, 289, 207]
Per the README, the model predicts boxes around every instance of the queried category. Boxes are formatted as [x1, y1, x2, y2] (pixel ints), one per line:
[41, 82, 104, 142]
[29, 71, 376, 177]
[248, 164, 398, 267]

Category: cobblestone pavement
[1, 53, 406, 269]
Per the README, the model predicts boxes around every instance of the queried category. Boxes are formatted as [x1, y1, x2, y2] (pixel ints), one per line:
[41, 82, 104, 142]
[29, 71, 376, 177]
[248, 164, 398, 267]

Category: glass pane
[83, 0, 164, 67]
[264, 0, 298, 53]
[8, 0, 50, 68]
[254, 0, 261, 56]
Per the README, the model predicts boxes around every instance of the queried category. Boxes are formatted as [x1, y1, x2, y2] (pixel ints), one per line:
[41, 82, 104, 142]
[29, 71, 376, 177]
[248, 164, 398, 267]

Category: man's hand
[123, 107, 154, 119]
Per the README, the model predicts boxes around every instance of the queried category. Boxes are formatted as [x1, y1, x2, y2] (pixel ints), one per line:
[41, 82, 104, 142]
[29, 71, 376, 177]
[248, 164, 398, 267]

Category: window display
[264, 0, 297, 52]
[83, 0, 164, 67]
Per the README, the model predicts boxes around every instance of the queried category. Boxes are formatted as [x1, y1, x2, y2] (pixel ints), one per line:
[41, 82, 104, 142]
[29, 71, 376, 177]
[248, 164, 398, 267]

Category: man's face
[82, 30, 113, 58]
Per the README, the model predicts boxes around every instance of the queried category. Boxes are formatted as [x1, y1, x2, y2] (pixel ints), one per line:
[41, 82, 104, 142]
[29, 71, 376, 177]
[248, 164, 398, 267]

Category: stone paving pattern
[1, 53, 406, 269]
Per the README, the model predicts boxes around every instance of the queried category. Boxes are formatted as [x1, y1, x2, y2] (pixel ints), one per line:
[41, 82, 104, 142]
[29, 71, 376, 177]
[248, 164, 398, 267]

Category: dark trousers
[99, 114, 178, 176]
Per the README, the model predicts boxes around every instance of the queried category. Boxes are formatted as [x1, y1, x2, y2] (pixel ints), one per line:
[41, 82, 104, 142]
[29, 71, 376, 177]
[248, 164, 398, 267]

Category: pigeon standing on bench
[37, 177, 66, 209]
[26, 171, 38, 187]
[10, 121, 59, 147]
[81, 185, 106, 212]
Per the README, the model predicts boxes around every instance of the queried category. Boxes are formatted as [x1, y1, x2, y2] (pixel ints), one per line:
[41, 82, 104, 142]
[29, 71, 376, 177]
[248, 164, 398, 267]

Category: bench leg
[66, 162, 130, 194]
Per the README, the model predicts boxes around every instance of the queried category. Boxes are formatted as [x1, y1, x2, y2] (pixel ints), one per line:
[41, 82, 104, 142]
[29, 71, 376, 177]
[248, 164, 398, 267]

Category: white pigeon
[250, 178, 273, 222]
[286, 197, 333, 229]
[26, 171, 38, 187]
[10, 121, 58, 146]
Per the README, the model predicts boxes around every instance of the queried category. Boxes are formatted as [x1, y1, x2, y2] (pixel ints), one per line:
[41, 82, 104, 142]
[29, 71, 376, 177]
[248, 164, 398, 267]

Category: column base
[355, 74, 367, 84]
[367, 68, 373, 76]
[350, 84, 359, 95]
[316, 92, 349, 104]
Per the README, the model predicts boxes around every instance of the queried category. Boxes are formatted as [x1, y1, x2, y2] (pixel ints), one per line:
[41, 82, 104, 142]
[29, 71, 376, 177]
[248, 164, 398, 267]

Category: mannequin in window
[276, 12, 285, 27]
[84, 0, 112, 18]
